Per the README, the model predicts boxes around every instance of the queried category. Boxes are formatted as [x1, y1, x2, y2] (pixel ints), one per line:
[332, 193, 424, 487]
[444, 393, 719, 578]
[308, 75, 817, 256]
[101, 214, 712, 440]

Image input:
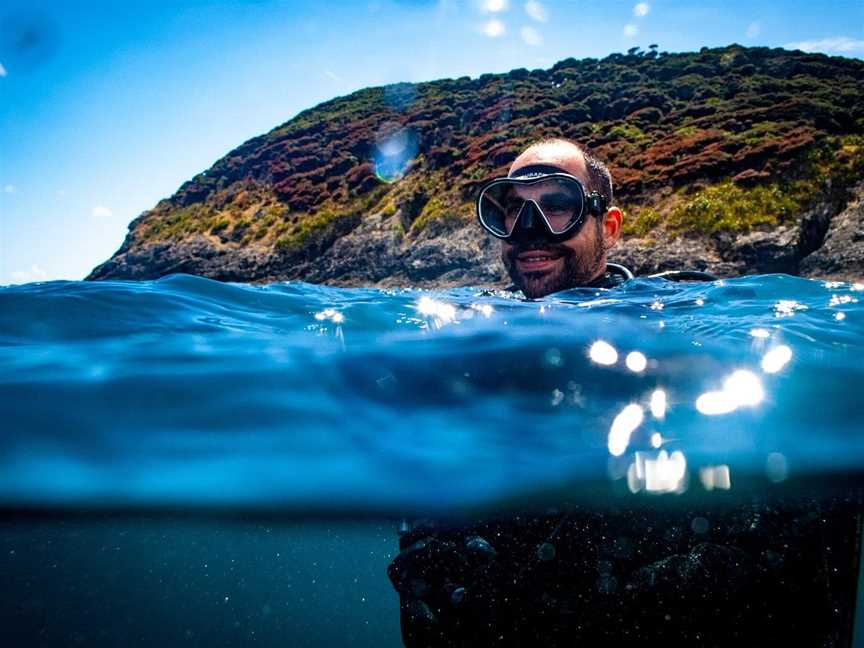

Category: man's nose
[516, 200, 544, 230]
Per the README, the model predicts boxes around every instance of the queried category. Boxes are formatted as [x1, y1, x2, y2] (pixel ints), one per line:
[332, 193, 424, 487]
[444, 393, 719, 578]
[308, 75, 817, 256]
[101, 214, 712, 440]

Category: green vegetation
[141, 204, 212, 241]
[410, 197, 471, 234]
[667, 181, 806, 234]
[622, 207, 662, 237]
[210, 217, 230, 234]
[625, 134, 864, 237]
[673, 125, 699, 138]
[608, 123, 648, 143]
[275, 206, 354, 252]
[740, 121, 783, 147]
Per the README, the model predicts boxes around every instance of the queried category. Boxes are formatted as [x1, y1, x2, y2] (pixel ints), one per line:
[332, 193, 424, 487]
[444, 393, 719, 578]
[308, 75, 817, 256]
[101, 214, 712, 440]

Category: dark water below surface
[1, 515, 402, 647]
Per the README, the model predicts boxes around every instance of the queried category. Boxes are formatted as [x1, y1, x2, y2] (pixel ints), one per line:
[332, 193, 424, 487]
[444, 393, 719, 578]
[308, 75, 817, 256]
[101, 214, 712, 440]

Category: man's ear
[603, 207, 622, 249]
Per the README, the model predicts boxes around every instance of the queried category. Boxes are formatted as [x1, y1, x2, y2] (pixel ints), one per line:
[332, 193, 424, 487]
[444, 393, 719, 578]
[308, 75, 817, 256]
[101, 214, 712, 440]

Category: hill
[87, 45, 864, 285]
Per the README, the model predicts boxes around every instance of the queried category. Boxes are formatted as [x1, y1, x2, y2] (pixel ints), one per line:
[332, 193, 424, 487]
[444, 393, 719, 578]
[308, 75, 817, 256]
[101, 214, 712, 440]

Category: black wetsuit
[387, 265, 861, 647]
[388, 498, 860, 647]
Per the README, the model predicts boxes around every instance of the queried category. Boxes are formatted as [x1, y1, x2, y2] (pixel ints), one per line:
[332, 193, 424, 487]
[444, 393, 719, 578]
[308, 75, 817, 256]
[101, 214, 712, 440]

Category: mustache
[506, 243, 574, 262]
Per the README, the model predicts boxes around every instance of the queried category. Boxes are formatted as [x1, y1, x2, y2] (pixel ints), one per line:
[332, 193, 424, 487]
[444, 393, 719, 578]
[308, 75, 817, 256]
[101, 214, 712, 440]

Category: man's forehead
[508, 142, 588, 180]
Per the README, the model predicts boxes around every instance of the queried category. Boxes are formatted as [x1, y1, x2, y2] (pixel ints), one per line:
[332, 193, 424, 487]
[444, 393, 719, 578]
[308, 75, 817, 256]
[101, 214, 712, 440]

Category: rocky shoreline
[87, 180, 864, 287]
[86, 46, 864, 286]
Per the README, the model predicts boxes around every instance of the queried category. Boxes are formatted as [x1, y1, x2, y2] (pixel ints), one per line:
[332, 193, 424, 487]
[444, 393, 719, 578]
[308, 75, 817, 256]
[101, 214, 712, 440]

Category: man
[387, 138, 859, 647]
[478, 138, 626, 297]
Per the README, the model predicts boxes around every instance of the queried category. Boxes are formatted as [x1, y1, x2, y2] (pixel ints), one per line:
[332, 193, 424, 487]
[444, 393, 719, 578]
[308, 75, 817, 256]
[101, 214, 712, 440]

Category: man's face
[500, 145, 609, 298]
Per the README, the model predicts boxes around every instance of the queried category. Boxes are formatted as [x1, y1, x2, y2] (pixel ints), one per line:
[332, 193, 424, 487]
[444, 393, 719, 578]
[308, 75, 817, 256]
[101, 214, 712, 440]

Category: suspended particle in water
[544, 347, 563, 367]
[536, 542, 556, 562]
[691, 517, 710, 534]
[450, 587, 467, 607]
[765, 452, 788, 483]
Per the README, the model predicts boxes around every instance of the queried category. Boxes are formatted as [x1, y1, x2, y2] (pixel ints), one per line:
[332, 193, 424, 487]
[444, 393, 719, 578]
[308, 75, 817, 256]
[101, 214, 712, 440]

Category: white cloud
[746, 21, 761, 38]
[10, 264, 48, 284]
[324, 69, 340, 82]
[623, 23, 639, 37]
[524, 0, 547, 22]
[0, 62, 6, 78]
[785, 36, 864, 54]
[3, 184, 14, 194]
[633, 2, 650, 17]
[520, 26, 543, 46]
[482, 18, 506, 37]
[481, 0, 508, 13]
[92, 205, 113, 219]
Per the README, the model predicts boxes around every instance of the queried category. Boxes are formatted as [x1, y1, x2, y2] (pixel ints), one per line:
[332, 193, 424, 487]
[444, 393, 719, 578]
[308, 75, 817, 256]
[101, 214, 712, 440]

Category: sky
[1, 0, 862, 284]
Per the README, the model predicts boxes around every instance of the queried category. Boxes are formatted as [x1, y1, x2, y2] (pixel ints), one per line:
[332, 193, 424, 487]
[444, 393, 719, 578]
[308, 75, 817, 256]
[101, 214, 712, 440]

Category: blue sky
[1, 0, 862, 284]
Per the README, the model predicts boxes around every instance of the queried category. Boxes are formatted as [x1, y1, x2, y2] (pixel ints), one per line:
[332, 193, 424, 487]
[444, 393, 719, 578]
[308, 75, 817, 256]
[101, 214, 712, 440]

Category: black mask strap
[510, 164, 568, 179]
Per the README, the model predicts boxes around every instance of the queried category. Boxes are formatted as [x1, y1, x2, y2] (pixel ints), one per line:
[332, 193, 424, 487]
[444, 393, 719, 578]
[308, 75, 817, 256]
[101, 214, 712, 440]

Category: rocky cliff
[87, 45, 864, 286]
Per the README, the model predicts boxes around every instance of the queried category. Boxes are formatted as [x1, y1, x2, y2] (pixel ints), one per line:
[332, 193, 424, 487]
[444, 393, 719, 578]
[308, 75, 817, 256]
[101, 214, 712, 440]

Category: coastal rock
[799, 181, 864, 281]
[87, 46, 864, 286]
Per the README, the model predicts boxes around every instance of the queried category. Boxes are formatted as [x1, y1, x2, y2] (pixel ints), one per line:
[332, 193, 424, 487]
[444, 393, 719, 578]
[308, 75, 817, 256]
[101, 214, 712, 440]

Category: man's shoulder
[588, 262, 634, 288]
[503, 264, 719, 295]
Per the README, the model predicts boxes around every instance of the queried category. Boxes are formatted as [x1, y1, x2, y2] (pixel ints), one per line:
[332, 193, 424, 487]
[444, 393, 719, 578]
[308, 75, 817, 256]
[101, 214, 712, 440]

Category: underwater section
[0, 273, 862, 513]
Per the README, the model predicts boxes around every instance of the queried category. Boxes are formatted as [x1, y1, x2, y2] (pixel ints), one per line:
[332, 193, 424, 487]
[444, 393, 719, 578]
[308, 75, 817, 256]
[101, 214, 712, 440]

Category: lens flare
[774, 299, 807, 317]
[416, 296, 457, 328]
[696, 370, 764, 415]
[608, 403, 644, 456]
[625, 351, 647, 372]
[627, 450, 688, 494]
[589, 340, 618, 365]
[724, 370, 764, 406]
[314, 308, 343, 323]
[695, 391, 738, 415]
[373, 124, 418, 183]
[699, 465, 731, 491]
[649, 389, 667, 419]
[471, 303, 494, 318]
[761, 345, 792, 374]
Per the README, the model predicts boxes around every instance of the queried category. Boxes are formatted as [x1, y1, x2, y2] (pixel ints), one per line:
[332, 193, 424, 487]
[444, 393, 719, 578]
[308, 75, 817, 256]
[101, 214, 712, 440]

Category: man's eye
[542, 201, 573, 212]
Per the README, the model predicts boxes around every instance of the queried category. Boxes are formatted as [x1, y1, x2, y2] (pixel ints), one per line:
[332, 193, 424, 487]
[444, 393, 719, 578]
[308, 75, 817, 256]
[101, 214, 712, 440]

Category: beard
[502, 223, 605, 298]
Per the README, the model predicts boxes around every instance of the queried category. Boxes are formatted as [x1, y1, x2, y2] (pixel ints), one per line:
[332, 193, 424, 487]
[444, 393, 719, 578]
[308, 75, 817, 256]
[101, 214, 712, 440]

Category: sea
[1, 272, 863, 646]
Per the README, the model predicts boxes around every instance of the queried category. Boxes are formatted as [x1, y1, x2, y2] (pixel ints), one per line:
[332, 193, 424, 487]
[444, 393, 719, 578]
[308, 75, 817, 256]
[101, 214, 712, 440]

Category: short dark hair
[524, 138, 613, 206]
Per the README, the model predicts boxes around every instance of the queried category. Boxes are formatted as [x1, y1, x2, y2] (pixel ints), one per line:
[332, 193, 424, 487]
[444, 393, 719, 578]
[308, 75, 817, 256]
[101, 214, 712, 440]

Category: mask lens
[534, 178, 584, 233]
[478, 176, 586, 237]
[478, 182, 523, 236]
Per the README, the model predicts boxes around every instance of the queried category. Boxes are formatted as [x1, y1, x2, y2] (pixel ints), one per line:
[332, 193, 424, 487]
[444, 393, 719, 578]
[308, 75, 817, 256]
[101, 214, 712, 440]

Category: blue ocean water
[2, 272, 863, 513]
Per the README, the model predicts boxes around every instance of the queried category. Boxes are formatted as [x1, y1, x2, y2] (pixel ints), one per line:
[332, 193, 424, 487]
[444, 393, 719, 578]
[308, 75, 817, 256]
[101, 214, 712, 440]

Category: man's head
[494, 138, 622, 298]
